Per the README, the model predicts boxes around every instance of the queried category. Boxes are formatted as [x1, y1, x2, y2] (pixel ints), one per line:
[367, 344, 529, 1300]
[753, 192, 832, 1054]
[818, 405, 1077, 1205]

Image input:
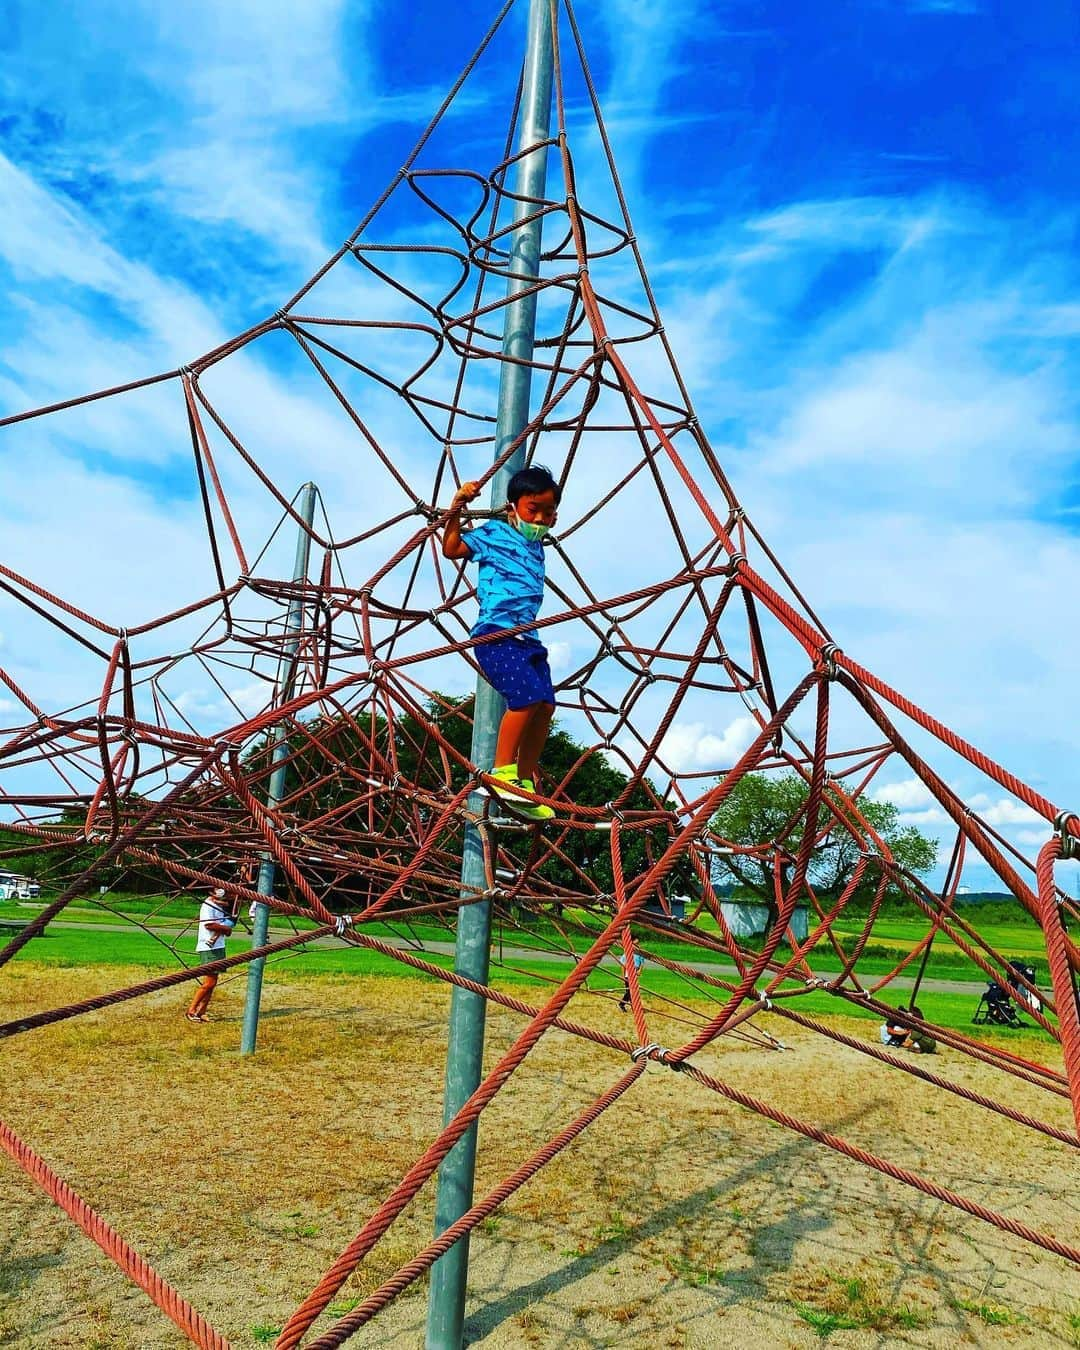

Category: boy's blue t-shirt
[463, 518, 546, 640]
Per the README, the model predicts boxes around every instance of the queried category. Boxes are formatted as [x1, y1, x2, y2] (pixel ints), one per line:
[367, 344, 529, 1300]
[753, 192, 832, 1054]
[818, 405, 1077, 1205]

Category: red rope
[0, 1117, 229, 1348]
[1, 0, 1078, 1340]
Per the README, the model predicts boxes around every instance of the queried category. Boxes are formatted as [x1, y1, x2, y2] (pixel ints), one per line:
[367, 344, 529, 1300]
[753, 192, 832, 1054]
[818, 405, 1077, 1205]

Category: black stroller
[972, 978, 1025, 1027]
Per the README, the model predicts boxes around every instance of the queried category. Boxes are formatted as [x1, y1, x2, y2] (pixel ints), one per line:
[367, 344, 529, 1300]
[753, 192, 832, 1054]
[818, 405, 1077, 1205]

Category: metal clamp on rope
[1054, 809, 1079, 860]
[660, 1047, 691, 1072]
[819, 642, 842, 679]
[273, 308, 289, 323]
[630, 1042, 662, 1063]
[604, 800, 625, 824]
[333, 914, 354, 937]
[727, 551, 747, 571]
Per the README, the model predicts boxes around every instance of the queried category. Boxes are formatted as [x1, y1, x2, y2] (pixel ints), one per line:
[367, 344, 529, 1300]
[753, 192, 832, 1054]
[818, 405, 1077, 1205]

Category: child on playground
[185, 886, 236, 1023]
[442, 463, 560, 821]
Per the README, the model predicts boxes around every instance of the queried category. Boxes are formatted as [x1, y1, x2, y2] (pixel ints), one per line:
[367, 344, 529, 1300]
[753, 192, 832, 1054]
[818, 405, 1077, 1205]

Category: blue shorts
[474, 632, 555, 710]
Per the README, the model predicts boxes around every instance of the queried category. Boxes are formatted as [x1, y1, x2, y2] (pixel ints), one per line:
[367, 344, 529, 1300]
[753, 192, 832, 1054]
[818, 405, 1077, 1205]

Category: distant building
[644, 894, 687, 922]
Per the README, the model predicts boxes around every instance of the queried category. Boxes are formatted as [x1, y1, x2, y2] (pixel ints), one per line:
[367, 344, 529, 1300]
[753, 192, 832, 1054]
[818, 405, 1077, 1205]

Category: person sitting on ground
[442, 464, 561, 822]
[185, 886, 236, 1023]
[907, 1005, 937, 1054]
[879, 1012, 910, 1049]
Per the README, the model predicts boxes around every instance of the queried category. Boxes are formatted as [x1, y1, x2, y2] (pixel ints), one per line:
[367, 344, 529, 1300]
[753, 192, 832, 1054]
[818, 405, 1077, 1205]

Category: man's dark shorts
[474, 632, 555, 710]
[198, 948, 225, 966]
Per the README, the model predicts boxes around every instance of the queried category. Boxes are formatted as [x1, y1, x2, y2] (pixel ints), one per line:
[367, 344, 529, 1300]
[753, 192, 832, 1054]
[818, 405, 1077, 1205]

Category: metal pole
[426, 2, 555, 1344]
[240, 482, 318, 1055]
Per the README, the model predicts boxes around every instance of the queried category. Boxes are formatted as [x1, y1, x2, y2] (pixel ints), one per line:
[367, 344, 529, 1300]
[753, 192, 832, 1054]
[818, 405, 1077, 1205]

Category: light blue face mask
[513, 517, 549, 543]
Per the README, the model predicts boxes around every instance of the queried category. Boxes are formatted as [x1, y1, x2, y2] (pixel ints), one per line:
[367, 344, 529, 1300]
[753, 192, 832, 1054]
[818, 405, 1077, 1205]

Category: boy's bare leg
[494, 706, 533, 769]
[516, 702, 553, 783]
[187, 975, 217, 1019]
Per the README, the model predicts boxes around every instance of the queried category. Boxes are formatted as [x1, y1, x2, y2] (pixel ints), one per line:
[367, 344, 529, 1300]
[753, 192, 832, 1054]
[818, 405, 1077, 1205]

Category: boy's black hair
[507, 463, 561, 506]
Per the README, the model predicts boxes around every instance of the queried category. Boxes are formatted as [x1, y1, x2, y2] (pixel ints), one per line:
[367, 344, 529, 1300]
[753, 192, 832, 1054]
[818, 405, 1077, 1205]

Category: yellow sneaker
[486, 766, 555, 821]
[512, 776, 555, 821]
[487, 763, 522, 808]
[487, 763, 518, 793]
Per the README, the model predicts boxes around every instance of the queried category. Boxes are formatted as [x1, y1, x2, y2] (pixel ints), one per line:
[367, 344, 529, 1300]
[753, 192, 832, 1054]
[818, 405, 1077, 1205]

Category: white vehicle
[0, 873, 40, 900]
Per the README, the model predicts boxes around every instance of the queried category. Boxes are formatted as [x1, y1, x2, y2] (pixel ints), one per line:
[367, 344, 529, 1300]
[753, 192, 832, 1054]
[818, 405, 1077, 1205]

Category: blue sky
[1, 0, 1078, 890]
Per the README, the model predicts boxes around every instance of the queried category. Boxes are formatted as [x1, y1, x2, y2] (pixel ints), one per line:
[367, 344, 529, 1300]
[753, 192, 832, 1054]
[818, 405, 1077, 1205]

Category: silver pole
[426, 2, 555, 1345]
[240, 482, 318, 1055]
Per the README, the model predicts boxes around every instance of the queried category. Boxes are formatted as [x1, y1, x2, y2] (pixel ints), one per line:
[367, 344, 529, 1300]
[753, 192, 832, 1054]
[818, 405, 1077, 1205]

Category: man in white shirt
[185, 887, 236, 1023]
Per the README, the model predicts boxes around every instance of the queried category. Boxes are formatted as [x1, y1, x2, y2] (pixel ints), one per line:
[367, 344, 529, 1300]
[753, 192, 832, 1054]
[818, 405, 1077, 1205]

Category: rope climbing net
[1, 1, 1078, 1344]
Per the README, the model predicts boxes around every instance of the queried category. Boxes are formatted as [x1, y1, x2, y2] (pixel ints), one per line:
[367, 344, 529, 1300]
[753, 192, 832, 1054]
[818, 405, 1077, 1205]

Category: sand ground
[0, 963, 1076, 1348]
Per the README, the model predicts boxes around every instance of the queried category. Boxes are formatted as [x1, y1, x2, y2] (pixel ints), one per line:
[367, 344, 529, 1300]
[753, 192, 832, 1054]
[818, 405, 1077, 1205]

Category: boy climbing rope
[442, 464, 560, 821]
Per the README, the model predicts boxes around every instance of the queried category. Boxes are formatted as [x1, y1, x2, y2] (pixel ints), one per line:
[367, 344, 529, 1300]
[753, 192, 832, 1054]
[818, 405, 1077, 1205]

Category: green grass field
[1, 887, 1054, 998]
[4, 915, 1057, 1041]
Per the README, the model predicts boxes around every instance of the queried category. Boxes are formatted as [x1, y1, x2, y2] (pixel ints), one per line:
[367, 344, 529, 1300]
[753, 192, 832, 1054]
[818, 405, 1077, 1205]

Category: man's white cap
[213, 887, 226, 898]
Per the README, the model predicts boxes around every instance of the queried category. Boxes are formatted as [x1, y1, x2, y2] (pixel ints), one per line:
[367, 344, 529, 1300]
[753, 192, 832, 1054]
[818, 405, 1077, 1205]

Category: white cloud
[753, 311, 1077, 511]
[740, 196, 943, 259]
[896, 807, 949, 829]
[657, 715, 759, 774]
[870, 777, 937, 810]
[966, 794, 1044, 828]
[1015, 828, 1051, 846]
[547, 640, 572, 674]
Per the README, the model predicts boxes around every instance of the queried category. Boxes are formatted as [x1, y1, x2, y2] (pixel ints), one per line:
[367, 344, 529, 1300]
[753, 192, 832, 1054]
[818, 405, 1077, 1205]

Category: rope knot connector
[630, 1042, 662, 1063]
[819, 642, 843, 678]
[1053, 810, 1079, 859]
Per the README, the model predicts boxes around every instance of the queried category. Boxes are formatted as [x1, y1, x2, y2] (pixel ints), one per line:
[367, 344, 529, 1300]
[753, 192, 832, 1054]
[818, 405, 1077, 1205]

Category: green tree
[250, 694, 687, 906]
[709, 771, 938, 912]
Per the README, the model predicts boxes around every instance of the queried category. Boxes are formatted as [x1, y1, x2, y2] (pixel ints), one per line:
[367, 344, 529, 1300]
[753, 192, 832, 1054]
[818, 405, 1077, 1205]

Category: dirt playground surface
[1, 963, 1077, 1348]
